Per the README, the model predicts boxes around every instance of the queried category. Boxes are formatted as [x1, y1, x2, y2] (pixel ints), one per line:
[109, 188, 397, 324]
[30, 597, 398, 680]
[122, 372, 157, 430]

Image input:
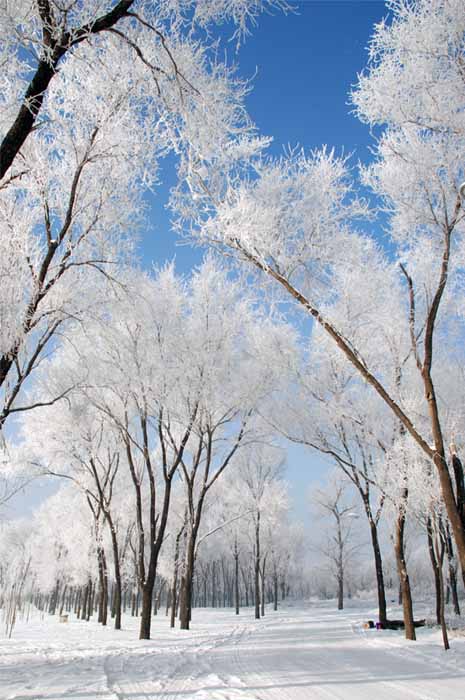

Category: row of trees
[1, 435, 302, 638]
[3, 250, 465, 648]
[2, 260, 302, 639]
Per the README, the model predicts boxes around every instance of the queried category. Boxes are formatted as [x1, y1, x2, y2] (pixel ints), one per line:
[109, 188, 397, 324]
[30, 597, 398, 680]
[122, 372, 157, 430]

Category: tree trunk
[433, 452, 465, 589]
[97, 548, 108, 626]
[427, 518, 442, 625]
[75, 588, 81, 618]
[336, 512, 344, 611]
[170, 577, 178, 629]
[448, 565, 460, 617]
[433, 531, 450, 650]
[80, 583, 89, 621]
[444, 523, 460, 616]
[59, 584, 67, 617]
[154, 580, 165, 616]
[394, 498, 415, 641]
[254, 511, 261, 620]
[368, 518, 387, 625]
[260, 555, 266, 617]
[49, 580, 60, 615]
[103, 514, 122, 630]
[139, 587, 153, 639]
[212, 560, 216, 608]
[273, 572, 278, 611]
[179, 536, 195, 630]
[241, 566, 249, 608]
[171, 521, 184, 628]
[337, 574, 344, 611]
[234, 541, 240, 615]
[86, 580, 93, 621]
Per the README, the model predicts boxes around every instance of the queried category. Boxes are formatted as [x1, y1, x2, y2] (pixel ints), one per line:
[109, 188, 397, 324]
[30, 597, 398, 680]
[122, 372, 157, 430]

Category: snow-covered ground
[2, 602, 465, 700]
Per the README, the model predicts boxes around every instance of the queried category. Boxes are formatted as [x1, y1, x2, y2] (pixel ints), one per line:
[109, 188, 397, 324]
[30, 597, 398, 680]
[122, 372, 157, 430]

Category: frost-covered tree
[170, 264, 293, 630]
[20, 397, 129, 629]
[184, 0, 465, 581]
[225, 444, 285, 619]
[20, 258, 294, 637]
[1, 0, 288, 180]
[310, 477, 361, 611]
[0, 0, 283, 429]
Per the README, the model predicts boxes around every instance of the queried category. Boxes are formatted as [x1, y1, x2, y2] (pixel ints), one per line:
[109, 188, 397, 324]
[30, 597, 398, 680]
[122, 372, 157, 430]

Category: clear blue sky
[140, 0, 389, 521]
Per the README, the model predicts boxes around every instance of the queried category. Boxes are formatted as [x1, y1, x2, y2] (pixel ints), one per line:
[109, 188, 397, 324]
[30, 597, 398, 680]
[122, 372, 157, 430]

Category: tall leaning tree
[180, 0, 465, 582]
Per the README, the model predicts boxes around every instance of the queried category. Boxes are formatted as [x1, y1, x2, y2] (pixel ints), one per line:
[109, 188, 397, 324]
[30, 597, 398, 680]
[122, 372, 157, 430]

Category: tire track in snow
[230, 614, 342, 700]
[102, 622, 252, 700]
[154, 623, 254, 700]
[225, 610, 452, 700]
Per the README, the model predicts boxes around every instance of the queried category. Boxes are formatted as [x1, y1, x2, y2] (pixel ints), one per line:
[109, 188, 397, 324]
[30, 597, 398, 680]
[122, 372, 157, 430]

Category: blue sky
[140, 0, 389, 520]
[141, 0, 388, 274]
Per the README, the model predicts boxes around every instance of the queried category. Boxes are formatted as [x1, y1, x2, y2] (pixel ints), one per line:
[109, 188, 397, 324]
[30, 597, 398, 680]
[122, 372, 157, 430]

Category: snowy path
[2, 603, 465, 699]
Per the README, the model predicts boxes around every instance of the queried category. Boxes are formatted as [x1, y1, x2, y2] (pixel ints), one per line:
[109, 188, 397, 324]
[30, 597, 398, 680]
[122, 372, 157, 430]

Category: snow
[2, 602, 465, 700]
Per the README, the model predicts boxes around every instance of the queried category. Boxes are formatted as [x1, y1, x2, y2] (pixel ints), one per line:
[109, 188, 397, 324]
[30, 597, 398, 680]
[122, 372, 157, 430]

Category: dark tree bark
[241, 565, 250, 608]
[106, 515, 122, 630]
[273, 570, 278, 612]
[74, 588, 81, 617]
[170, 520, 185, 629]
[49, 579, 59, 615]
[80, 582, 89, 620]
[446, 542, 460, 617]
[234, 539, 240, 615]
[211, 560, 217, 609]
[451, 453, 465, 529]
[427, 518, 442, 625]
[337, 574, 344, 611]
[86, 579, 93, 621]
[97, 547, 108, 626]
[260, 554, 267, 617]
[370, 522, 387, 624]
[433, 530, 450, 650]
[254, 511, 261, 620]
[179, 511, 201, 630]
[394, 495, 415, 641]
[178, 549, 192, 629]
[0, 0, 136, 182]
[59, 584, 67, 617]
